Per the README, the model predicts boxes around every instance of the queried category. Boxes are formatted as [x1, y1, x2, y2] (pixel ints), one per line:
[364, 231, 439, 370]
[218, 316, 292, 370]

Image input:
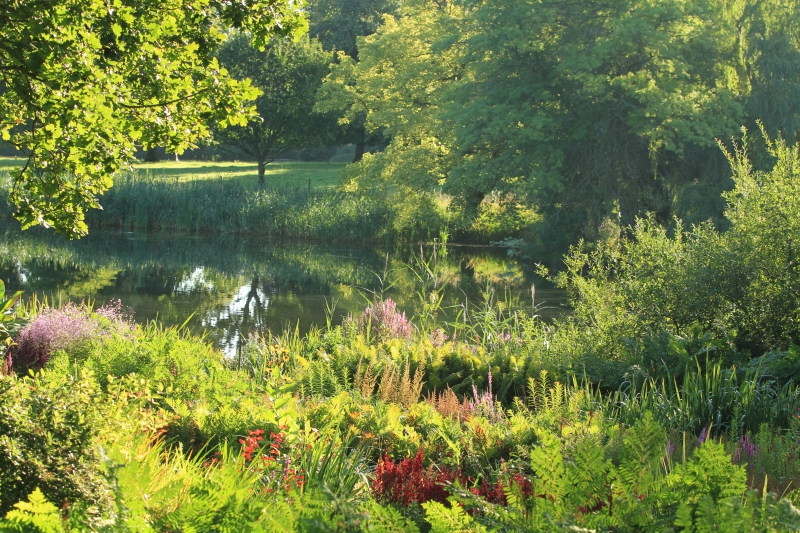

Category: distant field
[0, 158, 347, 190]
[0, 158, 22, 175]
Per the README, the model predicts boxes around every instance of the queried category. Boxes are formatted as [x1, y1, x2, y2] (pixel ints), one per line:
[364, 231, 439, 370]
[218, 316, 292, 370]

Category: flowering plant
[357, 299, 413, 341]
[10, 300, 132, 375]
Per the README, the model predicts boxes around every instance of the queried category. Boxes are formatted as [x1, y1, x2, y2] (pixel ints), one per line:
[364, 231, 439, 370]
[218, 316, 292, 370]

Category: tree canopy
[0, 0, 305, 237]
[307, 0, 398, 60]
[308, 0, 398, 162]
[320, 0, 800, 252]
[214, 33, 336, 184]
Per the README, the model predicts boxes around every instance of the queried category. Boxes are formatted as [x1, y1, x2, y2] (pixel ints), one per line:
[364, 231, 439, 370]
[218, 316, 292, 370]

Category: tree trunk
[353, 142, 366, 163]
[144, 146, 159, 162]
[258, 160, 266, 185]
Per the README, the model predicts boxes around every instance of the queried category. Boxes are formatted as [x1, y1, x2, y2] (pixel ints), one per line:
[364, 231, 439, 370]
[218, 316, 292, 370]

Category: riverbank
[2, 295, 800, 531]
[0, 160, 529, 245]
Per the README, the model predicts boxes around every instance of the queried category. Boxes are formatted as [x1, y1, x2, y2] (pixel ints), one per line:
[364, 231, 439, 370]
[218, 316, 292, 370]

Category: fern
[361, 500, 420, 533]
[529, 430, 566, 509]
[615, 412, 667, 500]
[0, 489, 63, 533]
[422, 500, 488, 533]
[669, 440, 747, 507]
[566, 437, 612, 513]
[673, 490, 800, 532]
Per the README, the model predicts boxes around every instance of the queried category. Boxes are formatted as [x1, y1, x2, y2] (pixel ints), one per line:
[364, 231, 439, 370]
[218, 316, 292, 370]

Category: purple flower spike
[697, 426, 710, 446]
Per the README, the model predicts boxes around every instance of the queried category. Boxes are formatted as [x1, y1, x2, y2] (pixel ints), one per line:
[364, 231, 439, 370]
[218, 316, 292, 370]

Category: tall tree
[0, 0, 305, 237]
[316, 0, 465, 189]
[214, 33, 336, 184]
[447, 0, 743, 249]
[308, 0, 398, 161]
[327, 0, 800, 253]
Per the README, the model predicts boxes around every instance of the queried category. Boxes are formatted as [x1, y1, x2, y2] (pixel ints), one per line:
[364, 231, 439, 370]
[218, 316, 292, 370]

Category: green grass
[133, 160, 346, 189]
[0, 157, 23, 175]
[0, 157, 346, 189]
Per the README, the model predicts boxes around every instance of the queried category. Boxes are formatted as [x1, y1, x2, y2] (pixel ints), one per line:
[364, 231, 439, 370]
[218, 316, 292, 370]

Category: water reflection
[0, 227, 565, 356]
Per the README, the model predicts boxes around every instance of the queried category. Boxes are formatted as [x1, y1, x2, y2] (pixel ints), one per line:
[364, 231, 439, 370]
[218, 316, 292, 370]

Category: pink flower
[10, 301, 132, 374]
[357, 299, 412, 341]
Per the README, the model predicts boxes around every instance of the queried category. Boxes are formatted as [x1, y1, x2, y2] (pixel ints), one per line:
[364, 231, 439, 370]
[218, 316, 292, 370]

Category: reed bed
[89, 172, 394, 241]
[0, 170, 395, 242]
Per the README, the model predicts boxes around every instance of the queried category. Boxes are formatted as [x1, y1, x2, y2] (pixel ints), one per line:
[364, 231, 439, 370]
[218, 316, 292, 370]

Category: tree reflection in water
[0, 227, 564, 357]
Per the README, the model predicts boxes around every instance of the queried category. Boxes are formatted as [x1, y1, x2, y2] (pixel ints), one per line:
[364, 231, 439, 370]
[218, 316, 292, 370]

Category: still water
[0, 227, 565, 355]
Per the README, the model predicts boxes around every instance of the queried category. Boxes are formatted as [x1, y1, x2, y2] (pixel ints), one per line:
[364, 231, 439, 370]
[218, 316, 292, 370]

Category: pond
[0, 227, 566, 356]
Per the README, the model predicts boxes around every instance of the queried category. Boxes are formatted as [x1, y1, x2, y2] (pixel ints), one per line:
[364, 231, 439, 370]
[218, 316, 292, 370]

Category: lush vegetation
[317, 0, 800, 257]
[2, 141, 800, 531]
[3, 0, 800, 530]
[0, 0, 304, 237]
[214, 34, 339, 183]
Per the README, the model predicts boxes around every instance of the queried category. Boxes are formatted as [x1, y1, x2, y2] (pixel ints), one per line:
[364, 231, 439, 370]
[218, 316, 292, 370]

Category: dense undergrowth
[1, 133, 800, 531]
[3, 293, 800, 532]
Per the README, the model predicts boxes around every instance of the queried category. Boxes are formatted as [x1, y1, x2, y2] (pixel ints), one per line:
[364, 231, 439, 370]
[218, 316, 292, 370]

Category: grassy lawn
[0, 158, 347, 190]
[0, 158, 23, 175]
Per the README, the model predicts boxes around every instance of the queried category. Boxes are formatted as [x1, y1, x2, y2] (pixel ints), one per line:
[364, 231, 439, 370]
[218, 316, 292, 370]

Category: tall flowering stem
[357, 299, 413, 341]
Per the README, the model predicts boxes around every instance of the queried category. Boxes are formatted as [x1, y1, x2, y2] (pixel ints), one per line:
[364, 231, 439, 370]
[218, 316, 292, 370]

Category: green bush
[550, 130, 800, 373]
[0, 370, 114, 521]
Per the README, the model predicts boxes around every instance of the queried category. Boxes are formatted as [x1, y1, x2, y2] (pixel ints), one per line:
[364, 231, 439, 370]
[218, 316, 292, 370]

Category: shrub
[373, 449, 458, 506]
[550, 130, 800, 371]
[0, 370, 113, 522]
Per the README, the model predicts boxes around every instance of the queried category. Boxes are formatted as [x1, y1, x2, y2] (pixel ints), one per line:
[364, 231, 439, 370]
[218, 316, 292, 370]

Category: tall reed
[587, 360, 800, 434]
[81, 172, 395, 242]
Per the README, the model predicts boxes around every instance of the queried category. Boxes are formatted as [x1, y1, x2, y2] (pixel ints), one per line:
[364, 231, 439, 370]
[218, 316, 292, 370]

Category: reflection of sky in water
[0, 228, 566, 359]
[204, 281, 272, 357]
[175, 267, 214, 294]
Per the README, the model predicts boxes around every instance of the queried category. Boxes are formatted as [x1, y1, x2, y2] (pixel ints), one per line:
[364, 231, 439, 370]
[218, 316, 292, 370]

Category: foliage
[373, 449, 456, 506]
[316, 0, 464, 207]
[0, 280, 24, 371]
[596, 362, 800, 435]
[0, 489, 63, 533]
[8, 169, 800, 532]
[83, 171, 395, 240]
[0, 0, 305, 237]
[9, 301, 131, 375]
[214, 33, 338, 184]
[320, 0, 800, 255]
[549, 129, 800, 369]
[308, 0, 398, 60]
[0, 370, 113, 521]
[308, 0, 399, 161]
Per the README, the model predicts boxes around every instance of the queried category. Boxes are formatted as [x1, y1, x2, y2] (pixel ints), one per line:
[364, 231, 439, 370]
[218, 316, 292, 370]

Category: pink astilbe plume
[10, 300, 133, 375]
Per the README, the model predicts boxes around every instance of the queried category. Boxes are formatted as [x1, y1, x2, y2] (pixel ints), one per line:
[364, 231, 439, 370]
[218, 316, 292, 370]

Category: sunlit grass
[134, 161, 346, 189]
[0, 158, 346, 190]
[0, 157, 23, 175]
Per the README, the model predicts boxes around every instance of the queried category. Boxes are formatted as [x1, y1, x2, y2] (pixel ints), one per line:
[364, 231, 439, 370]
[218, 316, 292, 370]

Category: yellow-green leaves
[0, 0, 305, 238]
